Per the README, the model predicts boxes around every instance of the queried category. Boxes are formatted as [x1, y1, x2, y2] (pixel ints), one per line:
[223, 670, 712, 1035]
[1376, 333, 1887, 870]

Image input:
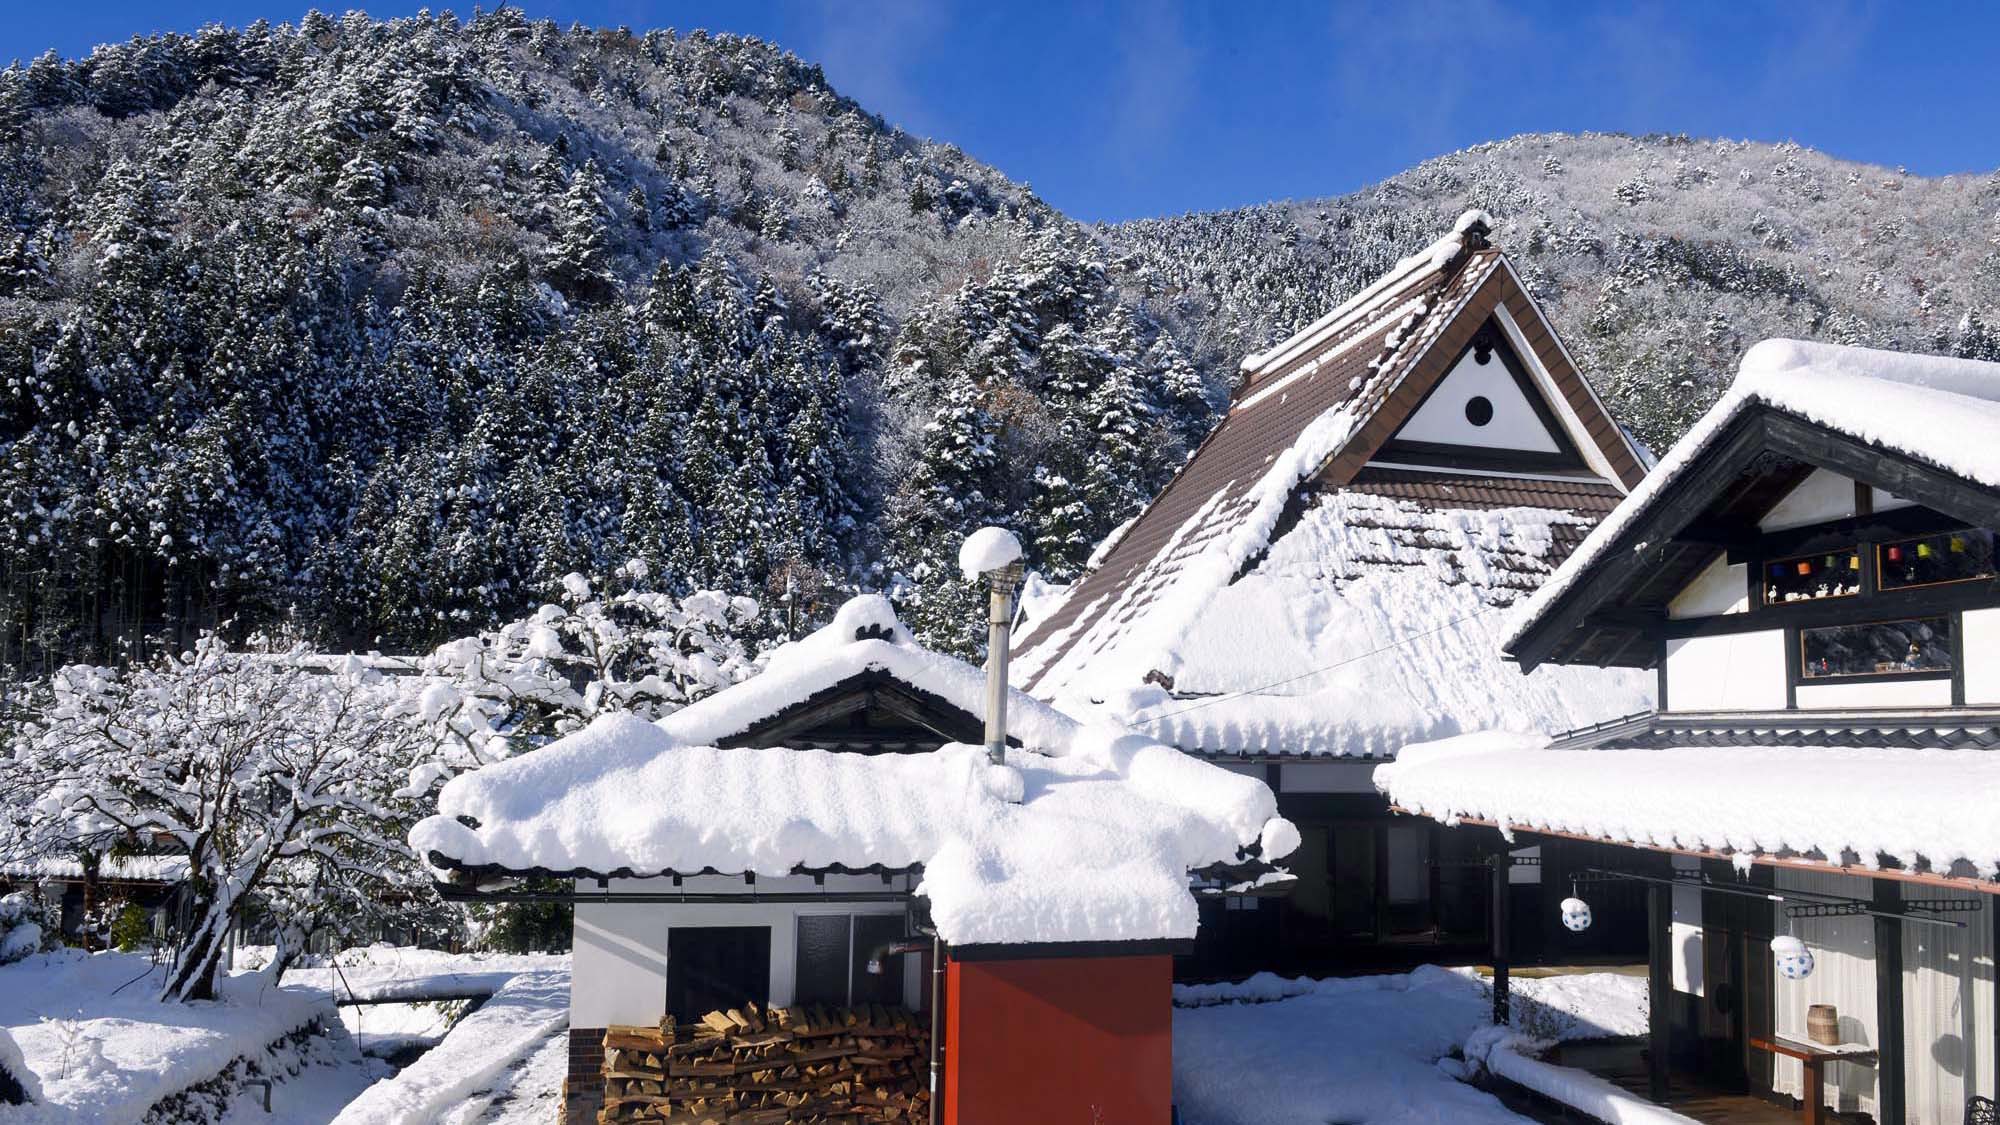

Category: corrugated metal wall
[1900, 884, 1995, 1124]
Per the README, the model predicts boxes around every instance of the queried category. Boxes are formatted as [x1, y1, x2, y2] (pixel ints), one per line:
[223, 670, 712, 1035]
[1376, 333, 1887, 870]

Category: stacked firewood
[599, 1002, 930, 1123]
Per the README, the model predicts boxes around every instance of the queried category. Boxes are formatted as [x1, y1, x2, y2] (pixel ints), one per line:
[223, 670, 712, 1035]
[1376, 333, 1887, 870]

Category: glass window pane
[1800, 617, 1952, 680]
[850, 914, 908, 1006]
[794, 915, 850, 1007]
[1878, 529, 1995, 590]
[1764, 549, 1861, 604]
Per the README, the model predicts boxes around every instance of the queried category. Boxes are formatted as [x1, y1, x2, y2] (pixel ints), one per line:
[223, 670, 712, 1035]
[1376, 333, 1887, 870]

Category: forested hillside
[1113, 134, 2000, 452]
[2, 9, 1996, 666]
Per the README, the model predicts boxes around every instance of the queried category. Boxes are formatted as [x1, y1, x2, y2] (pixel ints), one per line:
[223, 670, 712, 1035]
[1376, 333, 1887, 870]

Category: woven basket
[1807, 1003, 1840, 1046]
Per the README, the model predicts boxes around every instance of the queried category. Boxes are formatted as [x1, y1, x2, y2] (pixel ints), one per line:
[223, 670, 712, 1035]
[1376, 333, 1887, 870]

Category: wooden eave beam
[1510, 410, 1774, 671]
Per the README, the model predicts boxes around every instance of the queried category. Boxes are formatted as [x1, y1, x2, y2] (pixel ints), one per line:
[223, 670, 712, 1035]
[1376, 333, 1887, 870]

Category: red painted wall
[944, 954, 1173, 1125]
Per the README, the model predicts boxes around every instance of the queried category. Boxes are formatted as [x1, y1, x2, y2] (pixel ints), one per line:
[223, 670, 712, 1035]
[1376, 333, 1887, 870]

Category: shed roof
[410, 597, 1299, 949]
[1375, 731, 2000, 888]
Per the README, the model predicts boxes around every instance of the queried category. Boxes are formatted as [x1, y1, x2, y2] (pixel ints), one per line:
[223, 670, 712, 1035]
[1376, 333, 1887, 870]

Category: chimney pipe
[982, 562, 1022, 767]
[957, 527, 1025, 771]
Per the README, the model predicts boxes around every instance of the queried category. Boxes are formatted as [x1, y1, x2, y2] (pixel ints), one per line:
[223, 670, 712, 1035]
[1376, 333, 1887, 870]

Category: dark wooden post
[1490, 850, 1510, 1027]
[1647, 880, 1672, 1104]
[1872, 879, 1905, 1125]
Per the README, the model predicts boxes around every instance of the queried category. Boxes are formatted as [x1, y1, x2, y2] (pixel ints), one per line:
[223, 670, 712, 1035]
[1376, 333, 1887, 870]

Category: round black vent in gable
[1464, 396, 1494, 426]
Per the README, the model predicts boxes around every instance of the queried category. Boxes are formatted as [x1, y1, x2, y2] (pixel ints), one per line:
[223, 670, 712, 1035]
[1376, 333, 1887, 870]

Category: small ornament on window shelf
[1772, 934, 1815, 980]
[1560, 896, 1593, 933]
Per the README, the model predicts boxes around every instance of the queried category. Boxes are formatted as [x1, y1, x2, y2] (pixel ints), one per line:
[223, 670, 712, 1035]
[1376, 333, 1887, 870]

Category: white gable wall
[1491, 299, 1628, 487]
[1668, 552, 1749, 619]
[1664, 631, 1787, 711]
[1962, 608, 2000, 705]
[1392, 345, 1562, 453]
[1796, 679, 1953, 710]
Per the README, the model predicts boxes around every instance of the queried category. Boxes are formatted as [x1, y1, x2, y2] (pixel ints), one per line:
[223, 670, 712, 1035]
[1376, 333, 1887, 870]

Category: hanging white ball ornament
[1772, 935, 1815, 980]
[1559, 896, 1593, 932]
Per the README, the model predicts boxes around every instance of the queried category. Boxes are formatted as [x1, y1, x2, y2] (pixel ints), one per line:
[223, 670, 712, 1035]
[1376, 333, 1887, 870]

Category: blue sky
[9, 1, 1999, 223]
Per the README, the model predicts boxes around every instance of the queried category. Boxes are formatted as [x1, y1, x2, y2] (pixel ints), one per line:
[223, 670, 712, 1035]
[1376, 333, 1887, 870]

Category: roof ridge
[1238, 210, 1493, 381]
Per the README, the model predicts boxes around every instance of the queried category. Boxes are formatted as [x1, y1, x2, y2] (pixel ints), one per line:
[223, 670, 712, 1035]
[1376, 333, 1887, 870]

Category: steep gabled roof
[1013, 214, 1646, 726]
[1506, 340, 2000, 670]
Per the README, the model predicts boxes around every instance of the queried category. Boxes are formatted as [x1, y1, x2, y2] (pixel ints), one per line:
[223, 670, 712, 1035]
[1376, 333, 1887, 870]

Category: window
[1876, 529, 1996, 591]
[667, 926, 771, 1023]
[1764, 549, 1861, 603]
[793, 913, 910, 1008]
[1799, 616, 1952, 680]
[793, 915, 851, 1007]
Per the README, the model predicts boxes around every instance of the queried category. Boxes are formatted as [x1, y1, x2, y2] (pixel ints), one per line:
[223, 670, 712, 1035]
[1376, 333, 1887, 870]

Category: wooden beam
[1873, 879, 1906, 1125]
[1647, 880, 1672, 1103]
[1490, 851, 1511, 1027]
[1672, 517, 1759, 550]
[1510, 411, 1773, 670]
[1765, 412, 2000, 531]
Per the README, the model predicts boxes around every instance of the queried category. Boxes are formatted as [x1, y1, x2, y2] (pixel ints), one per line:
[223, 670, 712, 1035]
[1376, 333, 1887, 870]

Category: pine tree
[543, 158, 616, 300]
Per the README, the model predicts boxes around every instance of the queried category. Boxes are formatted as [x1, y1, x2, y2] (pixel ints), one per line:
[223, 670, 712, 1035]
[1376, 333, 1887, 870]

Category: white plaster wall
[1761, 468, 1861, 532]
[1392, 346, 1560, 452]
[573, 901, 670, 1028]
[1795, 679, 1952, 710]
[1211, 761, 1267, 778]
[1871, 487, 1915, 514]
[1963, 607, 2000, 705]
[1667, 553, 1749, 619]
[1664, 631, 1787, 711]
[1279, 761, 1380, 794]
[569, 877, 917, 1025]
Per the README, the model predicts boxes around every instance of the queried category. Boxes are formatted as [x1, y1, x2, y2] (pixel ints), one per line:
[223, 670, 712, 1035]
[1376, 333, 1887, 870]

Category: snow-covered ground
[1173, 966, 1650, 1125]
[330, 970, 568, 1125]
[0, 949, 362, 1124]
[6, 946, 1653, 1124]
[264, 945, 567, 1004]
[0, 946, 571, 1124]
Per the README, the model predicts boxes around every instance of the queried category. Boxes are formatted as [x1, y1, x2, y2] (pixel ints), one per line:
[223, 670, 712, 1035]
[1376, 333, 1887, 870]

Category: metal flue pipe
[982, 562, 1022, 767]
[958, 527, 1025, 770]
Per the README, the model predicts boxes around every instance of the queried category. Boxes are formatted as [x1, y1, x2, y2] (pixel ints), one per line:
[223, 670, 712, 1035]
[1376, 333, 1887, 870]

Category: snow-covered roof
[1375, 732, 2000, 884]
[1012, 215, 1649, 755]
[1057, 485, 1652, 756]
[410, 597, 1297, 948]
[1507, 339, 2000, 656]
[655, 593, 1071, 748]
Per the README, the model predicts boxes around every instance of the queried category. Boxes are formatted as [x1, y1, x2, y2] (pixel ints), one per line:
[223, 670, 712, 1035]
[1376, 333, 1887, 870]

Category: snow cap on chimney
[958, 526, 1023, 581]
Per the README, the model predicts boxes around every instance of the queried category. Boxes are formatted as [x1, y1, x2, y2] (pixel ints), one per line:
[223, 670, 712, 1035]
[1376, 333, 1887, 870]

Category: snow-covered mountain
[1110, 133, 2000, 453]
[1, 10, 1994, 663]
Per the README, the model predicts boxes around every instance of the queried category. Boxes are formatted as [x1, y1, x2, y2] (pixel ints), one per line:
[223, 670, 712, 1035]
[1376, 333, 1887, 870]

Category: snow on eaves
[659, 593, 1074, 751]
[1506, 339, 2000, 650]
[410, 597, 1295, 948]
[1049, 491, 1652, 757]
[1375, 731, 2000, 880]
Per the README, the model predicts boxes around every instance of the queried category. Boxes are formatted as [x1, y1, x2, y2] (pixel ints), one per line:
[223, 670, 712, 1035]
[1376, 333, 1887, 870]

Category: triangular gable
[722, 668, 989, 754]
[1508, 403, 2000, 671]
[1374, 322, 1587, 474]
[1315, 258, 1645, 492]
